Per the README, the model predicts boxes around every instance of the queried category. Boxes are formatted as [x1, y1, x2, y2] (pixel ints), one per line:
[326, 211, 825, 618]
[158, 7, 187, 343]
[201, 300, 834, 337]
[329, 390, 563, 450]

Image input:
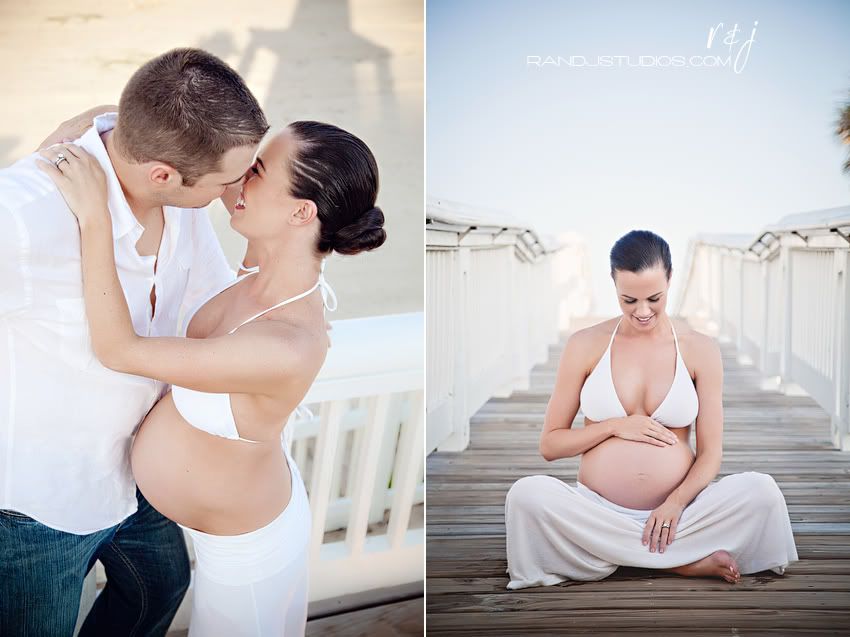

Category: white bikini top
[171, 260, 337, 444]
[578, 317, 699, 427]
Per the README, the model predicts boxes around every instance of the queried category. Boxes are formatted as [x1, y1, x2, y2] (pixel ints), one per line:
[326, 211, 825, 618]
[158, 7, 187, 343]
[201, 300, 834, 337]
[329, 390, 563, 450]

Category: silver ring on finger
[660, 522, 671, 530]
[54, 153, 69, 168]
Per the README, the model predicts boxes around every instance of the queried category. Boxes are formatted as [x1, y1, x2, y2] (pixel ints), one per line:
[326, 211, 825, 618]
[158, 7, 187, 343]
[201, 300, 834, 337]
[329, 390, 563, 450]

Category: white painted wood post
[760, 259, 770, 372]
[439, 246, 470, 452]
[779, 246, 794, 390]
[346, 394, 392, 555]
[833, 251, 850, 450]
[387, 390, 424, 547]
[309, 400, 345, 562]
[369, 395, 403, 525]
[736, 255, 745, 356]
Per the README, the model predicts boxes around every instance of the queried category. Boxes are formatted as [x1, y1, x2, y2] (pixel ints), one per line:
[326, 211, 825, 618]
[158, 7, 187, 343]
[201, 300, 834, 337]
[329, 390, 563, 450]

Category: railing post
[712, 248, 721, 330]
[680, 215, 850, 451]
[439, 246, 471, 451]
[759, 258, 770, 373]
[778, 245, 797, 394]
[345, 394, 393, 556]
[309, 401, 345, 563]
[778, 246, 790, 381]
[834, 250, 850, 450]
[736, 255, 745, 356]
[387, 390, 424, 547]
[509, 247, 527, 391]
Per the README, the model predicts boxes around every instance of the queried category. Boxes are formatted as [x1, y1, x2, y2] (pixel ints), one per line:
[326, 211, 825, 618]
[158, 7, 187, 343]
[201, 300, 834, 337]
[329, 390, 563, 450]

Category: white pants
[505, 471, 799, 590]
[183, 446, 311, 636]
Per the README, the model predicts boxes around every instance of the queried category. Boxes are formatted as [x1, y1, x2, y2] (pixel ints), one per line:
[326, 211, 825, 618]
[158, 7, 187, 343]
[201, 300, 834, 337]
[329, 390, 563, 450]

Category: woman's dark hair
[610, 230, 672, 280]
[286, 121, 386, 256]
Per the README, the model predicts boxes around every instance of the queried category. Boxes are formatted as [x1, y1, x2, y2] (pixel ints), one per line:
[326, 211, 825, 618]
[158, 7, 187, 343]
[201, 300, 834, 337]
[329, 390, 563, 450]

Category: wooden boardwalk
[426, 327, 850, 635]
[168, 588, 423, 637]
[307, 597, 423, 635]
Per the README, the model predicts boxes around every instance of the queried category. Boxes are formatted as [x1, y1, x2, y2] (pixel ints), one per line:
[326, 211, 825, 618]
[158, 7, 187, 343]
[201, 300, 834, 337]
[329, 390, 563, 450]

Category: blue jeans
[0, 489, 190, 637]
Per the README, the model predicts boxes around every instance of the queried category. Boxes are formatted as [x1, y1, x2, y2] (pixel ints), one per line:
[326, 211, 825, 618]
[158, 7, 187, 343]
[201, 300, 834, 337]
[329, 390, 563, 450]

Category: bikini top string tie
[318, 257, 338, 313]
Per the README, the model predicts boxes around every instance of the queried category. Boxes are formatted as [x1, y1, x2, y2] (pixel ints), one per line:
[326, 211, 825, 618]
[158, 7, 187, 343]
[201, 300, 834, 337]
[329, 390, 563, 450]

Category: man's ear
[148, 163, 180, 186]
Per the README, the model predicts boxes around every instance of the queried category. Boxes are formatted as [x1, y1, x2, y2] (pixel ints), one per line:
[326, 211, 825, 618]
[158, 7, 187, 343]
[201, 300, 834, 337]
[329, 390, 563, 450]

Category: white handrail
[294, 312, 424, 601]
[677, 205, 850, 451]
[426, 197, 586, 453]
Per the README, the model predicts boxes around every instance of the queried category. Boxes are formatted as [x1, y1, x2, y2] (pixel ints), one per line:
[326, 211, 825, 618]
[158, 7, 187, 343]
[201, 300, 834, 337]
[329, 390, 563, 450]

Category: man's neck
[102, 129, 162, 226]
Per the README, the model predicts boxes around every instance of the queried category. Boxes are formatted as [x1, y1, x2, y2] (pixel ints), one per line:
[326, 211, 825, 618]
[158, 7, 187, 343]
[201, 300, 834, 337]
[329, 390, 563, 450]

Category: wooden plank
[425, 609, 850, 634]
[425, 330, 850, 632]
[427, 591, 850, 613]
[306, 597, 423, 636]
[427, 568, 850, 594]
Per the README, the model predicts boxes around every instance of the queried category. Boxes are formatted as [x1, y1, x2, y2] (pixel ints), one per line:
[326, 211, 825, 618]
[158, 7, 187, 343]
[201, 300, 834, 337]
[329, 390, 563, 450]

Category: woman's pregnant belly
[577, 426, 695, 510]
[130, 392, 292, 535]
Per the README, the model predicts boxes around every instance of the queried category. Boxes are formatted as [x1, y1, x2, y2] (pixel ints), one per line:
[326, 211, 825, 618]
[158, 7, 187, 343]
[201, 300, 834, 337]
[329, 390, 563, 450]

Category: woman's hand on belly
[610, 415, 678, 447]
[578, 436, 695, 510]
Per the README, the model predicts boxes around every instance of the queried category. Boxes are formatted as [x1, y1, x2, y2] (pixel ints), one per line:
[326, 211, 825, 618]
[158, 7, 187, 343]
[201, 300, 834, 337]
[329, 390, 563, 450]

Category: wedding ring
[54, 153, 69, 168]
[660, 522, 671, 529]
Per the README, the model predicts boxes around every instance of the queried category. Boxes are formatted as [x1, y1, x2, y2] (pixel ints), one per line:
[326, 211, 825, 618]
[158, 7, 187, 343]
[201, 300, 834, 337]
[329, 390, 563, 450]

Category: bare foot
[667, 550, 741, 583]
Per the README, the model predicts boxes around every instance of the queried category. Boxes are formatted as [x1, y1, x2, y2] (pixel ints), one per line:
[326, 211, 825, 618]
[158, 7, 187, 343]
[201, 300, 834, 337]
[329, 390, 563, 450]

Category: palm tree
[839, 97, 850, 172]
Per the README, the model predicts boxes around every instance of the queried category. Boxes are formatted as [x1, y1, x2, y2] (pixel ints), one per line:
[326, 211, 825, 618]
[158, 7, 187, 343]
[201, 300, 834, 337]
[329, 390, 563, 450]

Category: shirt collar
[76, 113, 141, 241]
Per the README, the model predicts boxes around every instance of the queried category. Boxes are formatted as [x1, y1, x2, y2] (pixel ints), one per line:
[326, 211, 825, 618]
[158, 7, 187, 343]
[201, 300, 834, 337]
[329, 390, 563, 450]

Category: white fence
[78, 312, 424, 633]
[295, 312, 424, 602]
[426, 197, 588, 454]
[677, 205, 850, 451]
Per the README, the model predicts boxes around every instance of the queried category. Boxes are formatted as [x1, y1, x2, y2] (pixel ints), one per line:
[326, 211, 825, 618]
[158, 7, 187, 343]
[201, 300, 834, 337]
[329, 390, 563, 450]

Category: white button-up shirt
[0, 114, 235, 534]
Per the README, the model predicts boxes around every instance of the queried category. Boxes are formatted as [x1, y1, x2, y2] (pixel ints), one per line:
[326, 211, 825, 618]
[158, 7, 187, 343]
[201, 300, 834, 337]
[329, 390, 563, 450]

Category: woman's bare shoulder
[239, 317, 328, 387]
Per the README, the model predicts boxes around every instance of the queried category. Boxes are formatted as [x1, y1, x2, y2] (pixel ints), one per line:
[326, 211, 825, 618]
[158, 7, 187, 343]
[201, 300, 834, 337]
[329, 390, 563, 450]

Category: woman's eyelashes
[623, 297, 661, 304]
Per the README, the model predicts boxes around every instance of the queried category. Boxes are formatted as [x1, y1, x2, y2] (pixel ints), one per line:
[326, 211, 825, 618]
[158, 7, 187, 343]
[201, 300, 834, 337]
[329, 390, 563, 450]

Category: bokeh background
[428, 0, 850, 315]
[0, 0, 423, 319]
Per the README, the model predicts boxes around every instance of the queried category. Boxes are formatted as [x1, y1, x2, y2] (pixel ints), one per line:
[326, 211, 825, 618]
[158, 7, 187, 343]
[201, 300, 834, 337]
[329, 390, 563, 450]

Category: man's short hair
[115, 48, 269, 186]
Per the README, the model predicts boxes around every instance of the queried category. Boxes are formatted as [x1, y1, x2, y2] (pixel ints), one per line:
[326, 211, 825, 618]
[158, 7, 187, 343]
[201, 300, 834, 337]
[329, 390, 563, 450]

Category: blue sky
[427, 0, 850, 314]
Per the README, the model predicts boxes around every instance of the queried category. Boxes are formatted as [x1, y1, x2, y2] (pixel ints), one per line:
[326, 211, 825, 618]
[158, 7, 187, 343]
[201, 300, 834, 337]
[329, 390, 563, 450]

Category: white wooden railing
[426, 197, 589, 454]
[77, 312, 424, 633]
[295, 312, 424, 602]
[677, 205, 850, 451]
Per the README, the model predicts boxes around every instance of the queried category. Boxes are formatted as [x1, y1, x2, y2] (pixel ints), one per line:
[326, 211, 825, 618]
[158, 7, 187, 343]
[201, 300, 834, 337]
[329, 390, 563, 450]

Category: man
[0, 48, 268, 635]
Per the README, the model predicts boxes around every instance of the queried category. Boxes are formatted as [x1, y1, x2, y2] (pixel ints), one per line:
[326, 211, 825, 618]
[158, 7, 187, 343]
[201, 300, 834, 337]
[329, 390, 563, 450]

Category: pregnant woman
[505, 230, 798, 589]
[38, 122, 385, 635]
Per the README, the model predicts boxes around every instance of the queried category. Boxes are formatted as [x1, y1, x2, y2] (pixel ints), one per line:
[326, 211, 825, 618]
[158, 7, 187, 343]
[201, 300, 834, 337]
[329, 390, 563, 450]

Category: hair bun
[332, 206, 387, 255]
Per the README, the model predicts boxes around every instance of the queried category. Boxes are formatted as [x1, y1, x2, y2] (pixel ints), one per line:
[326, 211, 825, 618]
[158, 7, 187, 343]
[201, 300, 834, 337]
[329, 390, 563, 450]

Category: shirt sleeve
[0, 202, 33, 317]
[179, 208, 236, 322]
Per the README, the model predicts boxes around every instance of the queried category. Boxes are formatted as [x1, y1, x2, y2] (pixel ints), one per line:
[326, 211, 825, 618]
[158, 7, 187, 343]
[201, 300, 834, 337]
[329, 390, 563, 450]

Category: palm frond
[838, 98, 850, 172]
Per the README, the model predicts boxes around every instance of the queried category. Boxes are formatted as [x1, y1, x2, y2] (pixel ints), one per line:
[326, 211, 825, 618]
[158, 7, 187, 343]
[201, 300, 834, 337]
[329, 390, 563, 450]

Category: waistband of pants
[182, 442, 310, 585]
